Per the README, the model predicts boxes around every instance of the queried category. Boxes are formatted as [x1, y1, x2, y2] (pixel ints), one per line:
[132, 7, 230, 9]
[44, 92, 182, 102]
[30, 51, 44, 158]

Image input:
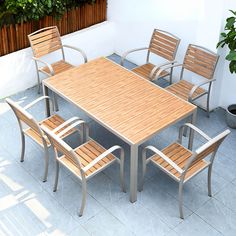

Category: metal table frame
[42, 58, 197, 203]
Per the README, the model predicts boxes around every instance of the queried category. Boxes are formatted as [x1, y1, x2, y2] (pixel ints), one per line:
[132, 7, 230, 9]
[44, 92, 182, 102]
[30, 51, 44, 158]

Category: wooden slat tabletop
[43, 57, 196, 145]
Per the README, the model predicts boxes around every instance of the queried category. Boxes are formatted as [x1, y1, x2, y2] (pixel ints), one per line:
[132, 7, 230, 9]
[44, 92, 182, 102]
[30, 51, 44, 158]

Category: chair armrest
[143, 146, 183, 174]
[24, 96, 54, 111]
[149, 60, 178, 80]
[120, 47, 149, 66]
[62, 45, 87, 63]
[82, 145, 123, 172]
[55, 119, 88, 138]
[52, 117, 81, 133]
[189, 79, 216, 102]
[32, 57, 55, 76]
[178, 123, 211, 144]
[152, 63, 183, 81]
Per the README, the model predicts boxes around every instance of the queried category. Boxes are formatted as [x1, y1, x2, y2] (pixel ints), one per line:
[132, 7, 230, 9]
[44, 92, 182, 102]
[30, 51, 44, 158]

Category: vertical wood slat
[0, 0, 107, 56]
[8, 24, 15, 52]
[1, 25, 8, 55]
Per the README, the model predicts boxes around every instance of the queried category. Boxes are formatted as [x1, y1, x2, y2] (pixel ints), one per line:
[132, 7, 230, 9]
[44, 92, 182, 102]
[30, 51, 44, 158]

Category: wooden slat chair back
[6, 97, 51, 182]
[182, 44, 219, 80]
[28, 26, 62, 58]
[187, 131, 229, 170]
[28, 26, 87, 96]
[5, 97, 80, 182]
[6, 98, 42, 135]
[162, 44, 219, 117]
[121, 29, 180, 84]
[45, 128, 82, 170]
[141, 123, 230, 219]
[148, 29, 180, 61]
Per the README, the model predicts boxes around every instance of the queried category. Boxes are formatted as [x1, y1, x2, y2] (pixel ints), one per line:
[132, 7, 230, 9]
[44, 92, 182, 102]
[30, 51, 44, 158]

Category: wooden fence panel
[0, 0, 107, 56]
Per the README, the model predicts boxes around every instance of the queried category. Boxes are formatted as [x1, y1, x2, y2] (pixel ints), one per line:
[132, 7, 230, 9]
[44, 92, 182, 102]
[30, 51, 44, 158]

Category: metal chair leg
[183, 126, 188, 137]
[42, 146, 49, 182]
[79, 125, 84, 144]
[53, 161, 60, 192]
[36, 71, 41, 94]
[140, 149, 147, 192]
[170, 67, 173, 85]
[207, 95, 210, 118]
[208, 165, 213, 197]
[120, 149, 126, 193]
[20, 131, 25, 162]
[53, 92, 59, 112]
[178, 181, 184, 219]
[79, 176, 87, 217]
[183, 116, 191, 137]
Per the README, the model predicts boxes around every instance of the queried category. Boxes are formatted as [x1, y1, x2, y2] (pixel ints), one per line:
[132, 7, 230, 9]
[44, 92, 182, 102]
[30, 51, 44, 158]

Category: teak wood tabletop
[43, 57, 197, 202]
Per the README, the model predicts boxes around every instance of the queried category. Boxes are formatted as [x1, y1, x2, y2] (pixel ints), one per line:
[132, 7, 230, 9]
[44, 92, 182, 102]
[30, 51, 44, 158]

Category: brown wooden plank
[155, 31, 179, 43]
[31, 32, 59, 45]
[151, 142, 208, 180]
[2, 25, 9, 55]
[150, 47, 174, 61]
[0, 28, 4, 56]
[29, 27, 58, 40]
[9, 24, 16, 53]
[188, 46, 217, 61]
[151, 36, 177, 49]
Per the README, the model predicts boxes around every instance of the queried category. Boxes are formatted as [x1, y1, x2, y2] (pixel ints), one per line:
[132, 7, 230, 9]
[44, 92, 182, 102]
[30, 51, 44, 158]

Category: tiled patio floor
[0, 54, 236, 236]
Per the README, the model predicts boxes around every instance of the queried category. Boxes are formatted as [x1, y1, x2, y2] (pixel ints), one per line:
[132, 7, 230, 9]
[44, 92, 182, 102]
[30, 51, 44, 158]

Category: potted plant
[217, 10, 236, 128]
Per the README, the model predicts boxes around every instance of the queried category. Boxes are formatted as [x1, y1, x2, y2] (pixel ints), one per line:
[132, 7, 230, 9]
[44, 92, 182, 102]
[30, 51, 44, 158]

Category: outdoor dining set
[5, 26, 230, 219]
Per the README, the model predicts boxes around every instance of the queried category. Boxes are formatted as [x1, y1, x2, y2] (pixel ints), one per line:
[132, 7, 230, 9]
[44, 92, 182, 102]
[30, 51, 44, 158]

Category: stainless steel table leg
[188, 109, 197, 150]
[130, 144, 138, 203]
[53, 93, 59, 112]
[43, 84, 50, 117]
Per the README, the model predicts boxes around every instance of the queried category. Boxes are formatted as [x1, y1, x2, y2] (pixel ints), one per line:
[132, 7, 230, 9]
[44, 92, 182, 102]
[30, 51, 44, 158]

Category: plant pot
[226, 104, 236, 128]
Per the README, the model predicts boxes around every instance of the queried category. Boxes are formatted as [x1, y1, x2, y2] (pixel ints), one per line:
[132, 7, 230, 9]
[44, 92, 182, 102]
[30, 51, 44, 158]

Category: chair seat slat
[166, 80, 206, 101]
[60, 140, 116, 177]
[132, 63, 170, 80]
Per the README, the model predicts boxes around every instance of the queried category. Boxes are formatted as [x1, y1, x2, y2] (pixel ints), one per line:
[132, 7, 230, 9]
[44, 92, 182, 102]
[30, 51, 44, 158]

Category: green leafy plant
[217, 10, 236, 73]
[0, 0, 96, 26]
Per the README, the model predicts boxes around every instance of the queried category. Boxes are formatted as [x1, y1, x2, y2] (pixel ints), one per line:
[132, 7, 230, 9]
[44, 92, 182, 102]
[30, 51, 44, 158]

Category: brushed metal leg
[188, 110, 197, 150]
[130, 145, 138, 203]
[179, 181, 184, 219]
[20, 130, 25, 162]
[53, 92, 59, 112]
[120, 148, 126, 193]
[53, 161, 60, 192]
[140, 148, 147, 192]
[207, 93, 210, 118]
[36, 71, 41, 94]
[42, 84, 50, 117]
[42, 146, 49, 182]
[79, 176, 87, 217]
[208, 164, 213, 197]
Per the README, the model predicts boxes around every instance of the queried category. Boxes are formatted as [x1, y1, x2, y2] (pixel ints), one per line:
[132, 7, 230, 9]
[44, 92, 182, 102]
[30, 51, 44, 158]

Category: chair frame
[42, 119, 126, 217]
[6, 96, 55, 181]
[28, 26, 88, 94]
[141, 123, 230, 219]
[121, 29, 180, 83]
[153, 44, 220, 117]
[6, 96, 81, 182]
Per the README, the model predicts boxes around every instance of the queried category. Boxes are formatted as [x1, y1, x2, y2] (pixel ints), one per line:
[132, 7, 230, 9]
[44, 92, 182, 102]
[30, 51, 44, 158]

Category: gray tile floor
[0, 54, 236, 236]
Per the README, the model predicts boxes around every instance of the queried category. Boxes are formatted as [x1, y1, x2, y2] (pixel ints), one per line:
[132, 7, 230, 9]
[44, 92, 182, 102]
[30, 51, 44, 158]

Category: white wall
[108, 0, 223, 62]
[0, 21, 115, 98]
[107, 0, 236, 109]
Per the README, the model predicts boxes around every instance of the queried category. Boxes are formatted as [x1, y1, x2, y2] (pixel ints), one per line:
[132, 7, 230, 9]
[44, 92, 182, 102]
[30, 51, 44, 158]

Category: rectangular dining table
[42, 57, 197, 203]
